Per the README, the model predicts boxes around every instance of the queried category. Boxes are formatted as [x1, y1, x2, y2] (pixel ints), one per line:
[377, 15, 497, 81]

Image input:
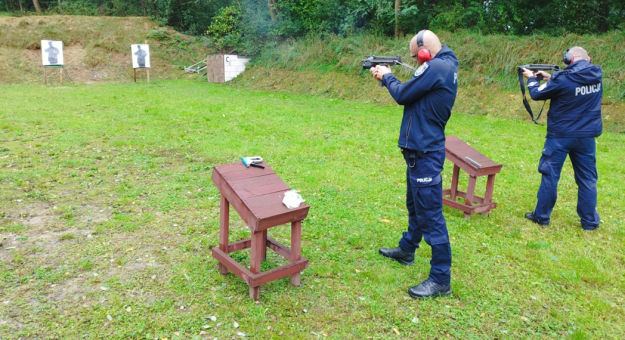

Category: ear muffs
[417, 49, 432, 63]
[563, 48, 573, 65]
[416, 30, 432, 63]
[564, 48, 591, 65]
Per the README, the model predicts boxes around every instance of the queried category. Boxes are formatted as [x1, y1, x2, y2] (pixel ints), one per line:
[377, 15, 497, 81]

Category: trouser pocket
[538, 148, 554, 176]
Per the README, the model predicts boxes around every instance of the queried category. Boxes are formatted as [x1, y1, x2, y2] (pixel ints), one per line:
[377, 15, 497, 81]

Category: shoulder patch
[414, 62, 429, 78]
[538, 83, 547, 91]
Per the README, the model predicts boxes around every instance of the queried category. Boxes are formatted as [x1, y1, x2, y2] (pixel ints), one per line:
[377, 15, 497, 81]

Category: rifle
[516, 64, 560, 123]
[363, 55, 415, 86]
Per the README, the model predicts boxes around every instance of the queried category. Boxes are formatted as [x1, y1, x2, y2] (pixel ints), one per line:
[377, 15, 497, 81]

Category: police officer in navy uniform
[370, 30, 458, 299]
[522, 46, 602, 230]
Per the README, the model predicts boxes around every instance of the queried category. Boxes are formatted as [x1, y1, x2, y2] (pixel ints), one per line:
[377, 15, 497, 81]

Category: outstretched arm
[383, 64, 438, 105]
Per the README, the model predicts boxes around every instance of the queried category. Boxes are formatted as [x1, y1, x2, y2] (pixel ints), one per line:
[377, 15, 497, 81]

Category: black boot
[378, 246, 414, 266]
[525, 212, 548, 226]
[408, 279, 452, 299]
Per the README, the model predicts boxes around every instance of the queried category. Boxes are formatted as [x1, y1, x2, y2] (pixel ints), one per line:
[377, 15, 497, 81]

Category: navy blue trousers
[533, 137, 600, 230]
[398, 149, 452, 285]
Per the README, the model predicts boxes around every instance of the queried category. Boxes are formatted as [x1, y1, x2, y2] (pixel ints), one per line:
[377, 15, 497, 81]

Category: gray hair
[568, 46, 588, 60]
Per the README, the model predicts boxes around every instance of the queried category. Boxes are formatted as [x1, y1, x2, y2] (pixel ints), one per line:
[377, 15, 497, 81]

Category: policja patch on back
[414, 62, 429, 78]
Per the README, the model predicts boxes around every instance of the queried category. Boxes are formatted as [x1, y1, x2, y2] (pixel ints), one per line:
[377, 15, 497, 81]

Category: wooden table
[211, 162, 310, 300]
[443, 136, 503, 219]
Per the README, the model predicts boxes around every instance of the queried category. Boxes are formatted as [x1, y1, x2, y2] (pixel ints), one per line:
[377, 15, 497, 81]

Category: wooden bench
[443, 136, 503, 219]
[210, 162, 310, 300]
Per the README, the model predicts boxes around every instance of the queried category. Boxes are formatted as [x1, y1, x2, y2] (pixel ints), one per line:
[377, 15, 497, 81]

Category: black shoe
[378, 246, 414, 266]
[408, 279, 452, 299]
[525, 212, 548, 226]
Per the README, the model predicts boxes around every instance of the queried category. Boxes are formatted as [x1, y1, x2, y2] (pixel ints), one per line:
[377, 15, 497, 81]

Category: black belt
[401, 149, 426, 158]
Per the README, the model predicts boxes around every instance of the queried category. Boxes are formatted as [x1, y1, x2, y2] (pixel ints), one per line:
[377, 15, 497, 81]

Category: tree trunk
[394, 0, 401, 38]
[597, 0, 609, 32]
[268, 0, 275, 23]
[32, 0, 41, 13]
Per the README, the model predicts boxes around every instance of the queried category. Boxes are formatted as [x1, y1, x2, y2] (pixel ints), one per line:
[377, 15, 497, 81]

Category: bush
[205, 6, 242, 53]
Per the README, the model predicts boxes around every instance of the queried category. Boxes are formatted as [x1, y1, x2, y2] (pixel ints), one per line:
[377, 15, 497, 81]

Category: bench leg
[249, 286, 260, 301]
[450, 164, 460, 201]
[261, 229, 267, 261]
[482, 174, 496, 216]
[290, 220, 302, 286]
[464, 175, 477, 220]
[249, 231, 264, 300]
[218, 194, 229, 275]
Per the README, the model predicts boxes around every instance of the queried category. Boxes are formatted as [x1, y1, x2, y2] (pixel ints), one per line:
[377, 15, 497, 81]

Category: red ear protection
[564, 48, 591, 65]
[416, 30, 432, 63]
[417, 49, 432, 63]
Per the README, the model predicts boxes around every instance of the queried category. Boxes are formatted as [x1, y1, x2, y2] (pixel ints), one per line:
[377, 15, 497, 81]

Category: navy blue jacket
[527, 60, 603, 138]
[382, 45, 458, 152]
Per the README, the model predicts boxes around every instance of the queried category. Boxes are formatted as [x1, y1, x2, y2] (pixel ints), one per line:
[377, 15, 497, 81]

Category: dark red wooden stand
[443, 136, 503, 219]
[211, 162, 310, 300]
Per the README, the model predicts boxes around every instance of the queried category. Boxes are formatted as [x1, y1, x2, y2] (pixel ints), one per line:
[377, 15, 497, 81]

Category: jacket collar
[566, 59, 590, 70]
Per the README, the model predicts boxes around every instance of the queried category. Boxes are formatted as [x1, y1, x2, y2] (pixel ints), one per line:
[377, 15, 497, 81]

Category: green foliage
[204, 5, 242, 52]
[146, 28, 171, 41]
[3, 0, 623, 49]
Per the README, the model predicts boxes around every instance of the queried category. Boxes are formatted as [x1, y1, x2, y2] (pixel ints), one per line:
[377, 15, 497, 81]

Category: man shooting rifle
[363, 56, 415, 86]
[370, 30, 458, 299]
[521, 46, 602, 231]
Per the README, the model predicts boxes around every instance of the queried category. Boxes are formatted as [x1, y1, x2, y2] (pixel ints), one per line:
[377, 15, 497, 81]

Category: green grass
[1, 80, 624, 339]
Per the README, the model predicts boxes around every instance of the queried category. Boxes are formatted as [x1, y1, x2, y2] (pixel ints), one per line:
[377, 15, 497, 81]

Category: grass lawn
[1, 80, 624, 339]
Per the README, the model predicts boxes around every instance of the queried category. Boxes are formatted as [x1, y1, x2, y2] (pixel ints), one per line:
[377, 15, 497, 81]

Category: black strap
[518, 68, 546, 124]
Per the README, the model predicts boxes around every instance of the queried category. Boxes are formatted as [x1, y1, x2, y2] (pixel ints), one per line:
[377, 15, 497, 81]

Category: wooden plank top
[445, 136, 503, 176]
[211, 162, 310, 231]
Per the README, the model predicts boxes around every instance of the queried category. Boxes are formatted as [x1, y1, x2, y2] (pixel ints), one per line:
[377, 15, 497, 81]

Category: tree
[268, 0, 276, 23]
[32, 0, 41, 13]
[395, 0, 401, 38]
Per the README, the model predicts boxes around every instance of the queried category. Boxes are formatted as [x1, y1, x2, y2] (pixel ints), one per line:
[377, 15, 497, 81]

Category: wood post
[133, 69, 137, 83]
[218, 195, 229, 275]
[464, 175, 477, 219]
[249, 231, 265, 300]
[290, 220, 302, 286]
[482, 174, 496, 216]
[261, 229, 267, 261]
[450, 164, 460, 201]
[43, 66, 47, 85]
[60, 66, 63, 84]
